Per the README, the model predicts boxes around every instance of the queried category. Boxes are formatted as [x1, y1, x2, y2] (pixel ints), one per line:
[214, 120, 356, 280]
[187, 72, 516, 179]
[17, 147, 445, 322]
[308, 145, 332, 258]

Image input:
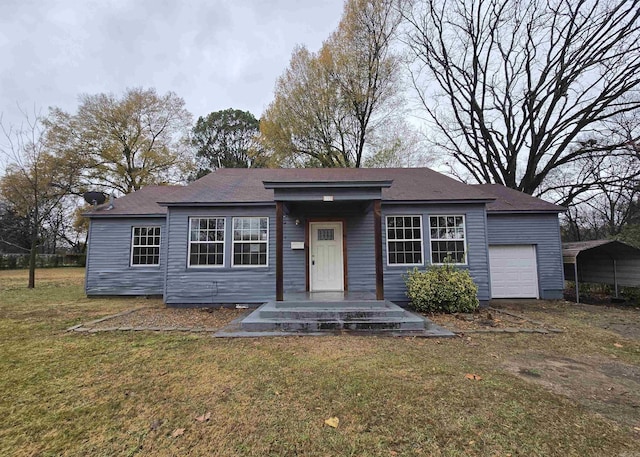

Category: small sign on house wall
[291, 241, 305, 250]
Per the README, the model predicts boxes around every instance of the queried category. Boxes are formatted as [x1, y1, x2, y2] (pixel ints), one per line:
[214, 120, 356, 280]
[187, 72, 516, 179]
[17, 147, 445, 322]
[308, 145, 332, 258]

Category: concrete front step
[260, 307, 406, 320]
[241, 300, 428, 333]
[274, 300, 387, 309]
[241, 317, 426, 332]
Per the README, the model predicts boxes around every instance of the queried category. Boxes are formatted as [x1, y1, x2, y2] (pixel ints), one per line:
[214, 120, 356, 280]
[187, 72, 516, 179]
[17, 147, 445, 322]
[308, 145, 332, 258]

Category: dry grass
[1, 268, 639, 456]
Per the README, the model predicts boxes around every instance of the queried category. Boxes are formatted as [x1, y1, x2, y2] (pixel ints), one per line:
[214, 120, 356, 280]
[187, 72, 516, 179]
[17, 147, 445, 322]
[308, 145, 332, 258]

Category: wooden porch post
[374, 199, 384, 300]
[276, 201, 284, 301]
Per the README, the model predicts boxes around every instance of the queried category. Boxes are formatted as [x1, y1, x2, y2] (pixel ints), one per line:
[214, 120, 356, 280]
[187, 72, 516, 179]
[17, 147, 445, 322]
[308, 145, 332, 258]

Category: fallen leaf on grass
[613, 343, 623, 348]
[324, 417, 339, 428]
[171, 428, 185, 437]
[465, 373, 482, 381]
[195, 412, 211, 422]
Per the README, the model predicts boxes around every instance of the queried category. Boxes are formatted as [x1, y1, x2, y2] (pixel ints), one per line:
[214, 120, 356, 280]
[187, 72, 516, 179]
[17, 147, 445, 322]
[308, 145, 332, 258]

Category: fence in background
[0, 253, 86, 270]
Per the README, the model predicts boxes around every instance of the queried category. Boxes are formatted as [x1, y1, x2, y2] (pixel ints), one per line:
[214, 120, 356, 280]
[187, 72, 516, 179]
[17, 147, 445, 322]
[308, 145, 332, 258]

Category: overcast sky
[0, 0, 345, 128]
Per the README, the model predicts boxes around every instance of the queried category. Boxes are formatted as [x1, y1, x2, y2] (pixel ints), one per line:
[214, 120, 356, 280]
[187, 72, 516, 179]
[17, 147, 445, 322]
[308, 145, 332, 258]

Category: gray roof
[563, 240, 640, 263]
[85, 169, 565, 217]
[474, 184, 565, 213]
[159, 168, 494, 205]
[85, 185, 179, 217]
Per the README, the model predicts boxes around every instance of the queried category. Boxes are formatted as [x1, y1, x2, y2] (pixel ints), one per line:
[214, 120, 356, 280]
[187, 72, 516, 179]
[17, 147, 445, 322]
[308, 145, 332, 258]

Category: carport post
[613, 259, 619, 298]
[574, 262, 579, 304]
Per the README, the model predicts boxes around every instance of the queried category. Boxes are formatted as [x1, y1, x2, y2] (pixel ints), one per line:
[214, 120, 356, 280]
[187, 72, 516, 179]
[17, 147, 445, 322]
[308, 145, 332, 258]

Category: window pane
[317, 228, 334, 241]
[231, 218, 268, 266]
[132, 226, 161, 265]
[189, 218, 225, 266]
[386, 217, 423, 265]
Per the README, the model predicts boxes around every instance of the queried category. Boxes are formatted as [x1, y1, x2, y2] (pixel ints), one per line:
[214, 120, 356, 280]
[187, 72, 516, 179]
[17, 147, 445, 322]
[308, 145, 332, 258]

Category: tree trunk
[28, 236, 37, 289]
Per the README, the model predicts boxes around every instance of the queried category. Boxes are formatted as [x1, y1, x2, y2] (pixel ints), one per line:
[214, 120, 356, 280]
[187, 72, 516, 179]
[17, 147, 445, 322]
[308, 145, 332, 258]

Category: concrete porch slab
[213, 313, 455, 338]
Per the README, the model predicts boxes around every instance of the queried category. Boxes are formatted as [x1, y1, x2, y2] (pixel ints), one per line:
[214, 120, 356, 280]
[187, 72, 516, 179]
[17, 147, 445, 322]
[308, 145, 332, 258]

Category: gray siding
[283, 204, 376, 294]
[85, 217, 166, 296]
[382, 204, 491, 304]
[164, 207, 276, 305]
[486, 213, 564, 299]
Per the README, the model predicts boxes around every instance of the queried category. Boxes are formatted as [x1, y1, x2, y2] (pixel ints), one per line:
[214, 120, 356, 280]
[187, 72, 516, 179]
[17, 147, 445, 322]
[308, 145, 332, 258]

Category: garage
[489, 245, 539, 298]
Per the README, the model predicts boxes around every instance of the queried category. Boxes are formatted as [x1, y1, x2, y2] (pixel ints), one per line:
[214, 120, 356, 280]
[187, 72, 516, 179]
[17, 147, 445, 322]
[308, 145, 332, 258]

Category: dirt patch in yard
[492, 299, 640, 339]
[427, 307, 553, 333]
[80, 306, 248, 331]
[503, 353, 640, 429]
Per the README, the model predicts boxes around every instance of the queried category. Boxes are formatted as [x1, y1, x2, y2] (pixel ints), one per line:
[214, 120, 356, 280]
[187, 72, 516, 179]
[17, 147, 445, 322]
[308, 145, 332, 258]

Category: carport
[563, 240, 640, 303]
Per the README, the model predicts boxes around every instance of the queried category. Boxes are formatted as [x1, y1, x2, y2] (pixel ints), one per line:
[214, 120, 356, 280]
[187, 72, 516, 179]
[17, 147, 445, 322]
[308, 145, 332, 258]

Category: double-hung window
[131, 226, 161, 266]
[429, 215, 467, 264]
[232, 217, 268, 266]
[386, 216, 423, 265]
[189, 217, 225, 267]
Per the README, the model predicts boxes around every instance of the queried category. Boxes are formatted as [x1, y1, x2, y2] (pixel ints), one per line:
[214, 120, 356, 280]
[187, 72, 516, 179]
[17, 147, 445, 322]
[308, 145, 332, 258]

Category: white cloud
[0, 0, 344, 128]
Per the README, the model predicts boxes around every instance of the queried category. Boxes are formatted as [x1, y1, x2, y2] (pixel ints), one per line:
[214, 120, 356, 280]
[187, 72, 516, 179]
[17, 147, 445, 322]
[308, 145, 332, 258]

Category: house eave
[383, 199, 495, 205]
[487, 209, 566, 214]
[263, 180, 393, 189]
[158, 201, 276, 207]
[85, 213, 167, 219]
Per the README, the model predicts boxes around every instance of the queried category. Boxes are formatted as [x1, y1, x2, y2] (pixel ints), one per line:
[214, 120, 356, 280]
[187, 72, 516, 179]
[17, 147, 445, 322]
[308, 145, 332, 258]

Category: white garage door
[489, 245, 539, 298]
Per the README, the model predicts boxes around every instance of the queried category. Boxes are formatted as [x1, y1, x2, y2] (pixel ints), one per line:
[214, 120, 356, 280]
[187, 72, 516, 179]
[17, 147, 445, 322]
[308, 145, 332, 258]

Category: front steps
[240, 299, 435, 333]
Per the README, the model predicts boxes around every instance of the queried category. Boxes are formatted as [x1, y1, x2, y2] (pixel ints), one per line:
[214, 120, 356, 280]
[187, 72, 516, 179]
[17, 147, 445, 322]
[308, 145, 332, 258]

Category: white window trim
[231, 216, 269, 268]
[428, 214, 468, 266]
[187, 217, 226, 268]
[385, 215, 424, 267]
[130, 226, 161, 267]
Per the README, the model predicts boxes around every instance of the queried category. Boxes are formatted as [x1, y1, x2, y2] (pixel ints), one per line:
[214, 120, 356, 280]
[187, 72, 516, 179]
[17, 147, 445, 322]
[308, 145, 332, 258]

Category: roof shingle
[158, 168, 494, 204]
[85, 185, 179, 217]
[474, 184, 565, 213]
[86, 169, 564, 217]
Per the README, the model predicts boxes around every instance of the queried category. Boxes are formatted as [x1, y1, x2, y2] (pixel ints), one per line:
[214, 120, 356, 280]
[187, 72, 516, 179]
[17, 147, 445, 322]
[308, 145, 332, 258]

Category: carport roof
[562, 240, 640, 264]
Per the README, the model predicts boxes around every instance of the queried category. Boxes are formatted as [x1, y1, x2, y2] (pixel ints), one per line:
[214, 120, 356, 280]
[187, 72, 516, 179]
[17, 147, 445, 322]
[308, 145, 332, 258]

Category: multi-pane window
[386, 216, 423, 265]
[232, 217, 268, 266]
[131, 226, 161, 266]
[189, 217, 225, 267]
[429, 215, 467, 264]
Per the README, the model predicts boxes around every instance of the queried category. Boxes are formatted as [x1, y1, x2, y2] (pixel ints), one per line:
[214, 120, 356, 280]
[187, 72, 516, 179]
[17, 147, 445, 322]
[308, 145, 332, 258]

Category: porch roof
[263, 179, 393, 202]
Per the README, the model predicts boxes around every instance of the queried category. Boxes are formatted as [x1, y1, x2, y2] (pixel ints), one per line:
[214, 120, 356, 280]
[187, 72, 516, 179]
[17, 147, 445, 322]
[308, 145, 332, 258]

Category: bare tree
[402, 0, 640, 204]
[562, 152, 640, 241]
[0, 110, 81, 287]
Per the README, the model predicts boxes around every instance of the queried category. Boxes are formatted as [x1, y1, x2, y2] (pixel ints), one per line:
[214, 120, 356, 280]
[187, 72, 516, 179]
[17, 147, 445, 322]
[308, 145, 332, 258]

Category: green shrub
[622, 287, 640, 303]
[405, 264, 479, 313]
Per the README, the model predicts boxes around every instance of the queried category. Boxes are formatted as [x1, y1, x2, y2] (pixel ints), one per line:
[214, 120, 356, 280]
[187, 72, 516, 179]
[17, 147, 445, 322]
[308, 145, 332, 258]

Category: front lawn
[1, 268, 639, 456]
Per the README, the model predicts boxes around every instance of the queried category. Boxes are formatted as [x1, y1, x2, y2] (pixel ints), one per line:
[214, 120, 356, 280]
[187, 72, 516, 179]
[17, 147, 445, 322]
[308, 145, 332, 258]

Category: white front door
[310, 222, 344, 291]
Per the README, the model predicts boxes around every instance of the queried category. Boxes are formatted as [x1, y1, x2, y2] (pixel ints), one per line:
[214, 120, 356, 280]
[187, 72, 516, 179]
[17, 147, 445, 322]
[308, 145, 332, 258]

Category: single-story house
[84, 168, 565, 307]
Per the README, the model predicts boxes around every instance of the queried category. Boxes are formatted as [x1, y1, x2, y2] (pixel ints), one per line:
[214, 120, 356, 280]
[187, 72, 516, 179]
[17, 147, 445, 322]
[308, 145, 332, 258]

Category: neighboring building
[84, 168, 565, 307]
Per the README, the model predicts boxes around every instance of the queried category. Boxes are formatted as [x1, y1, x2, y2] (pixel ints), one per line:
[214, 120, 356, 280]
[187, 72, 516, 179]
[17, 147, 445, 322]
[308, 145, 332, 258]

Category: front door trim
[306, 218, 348, 292]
